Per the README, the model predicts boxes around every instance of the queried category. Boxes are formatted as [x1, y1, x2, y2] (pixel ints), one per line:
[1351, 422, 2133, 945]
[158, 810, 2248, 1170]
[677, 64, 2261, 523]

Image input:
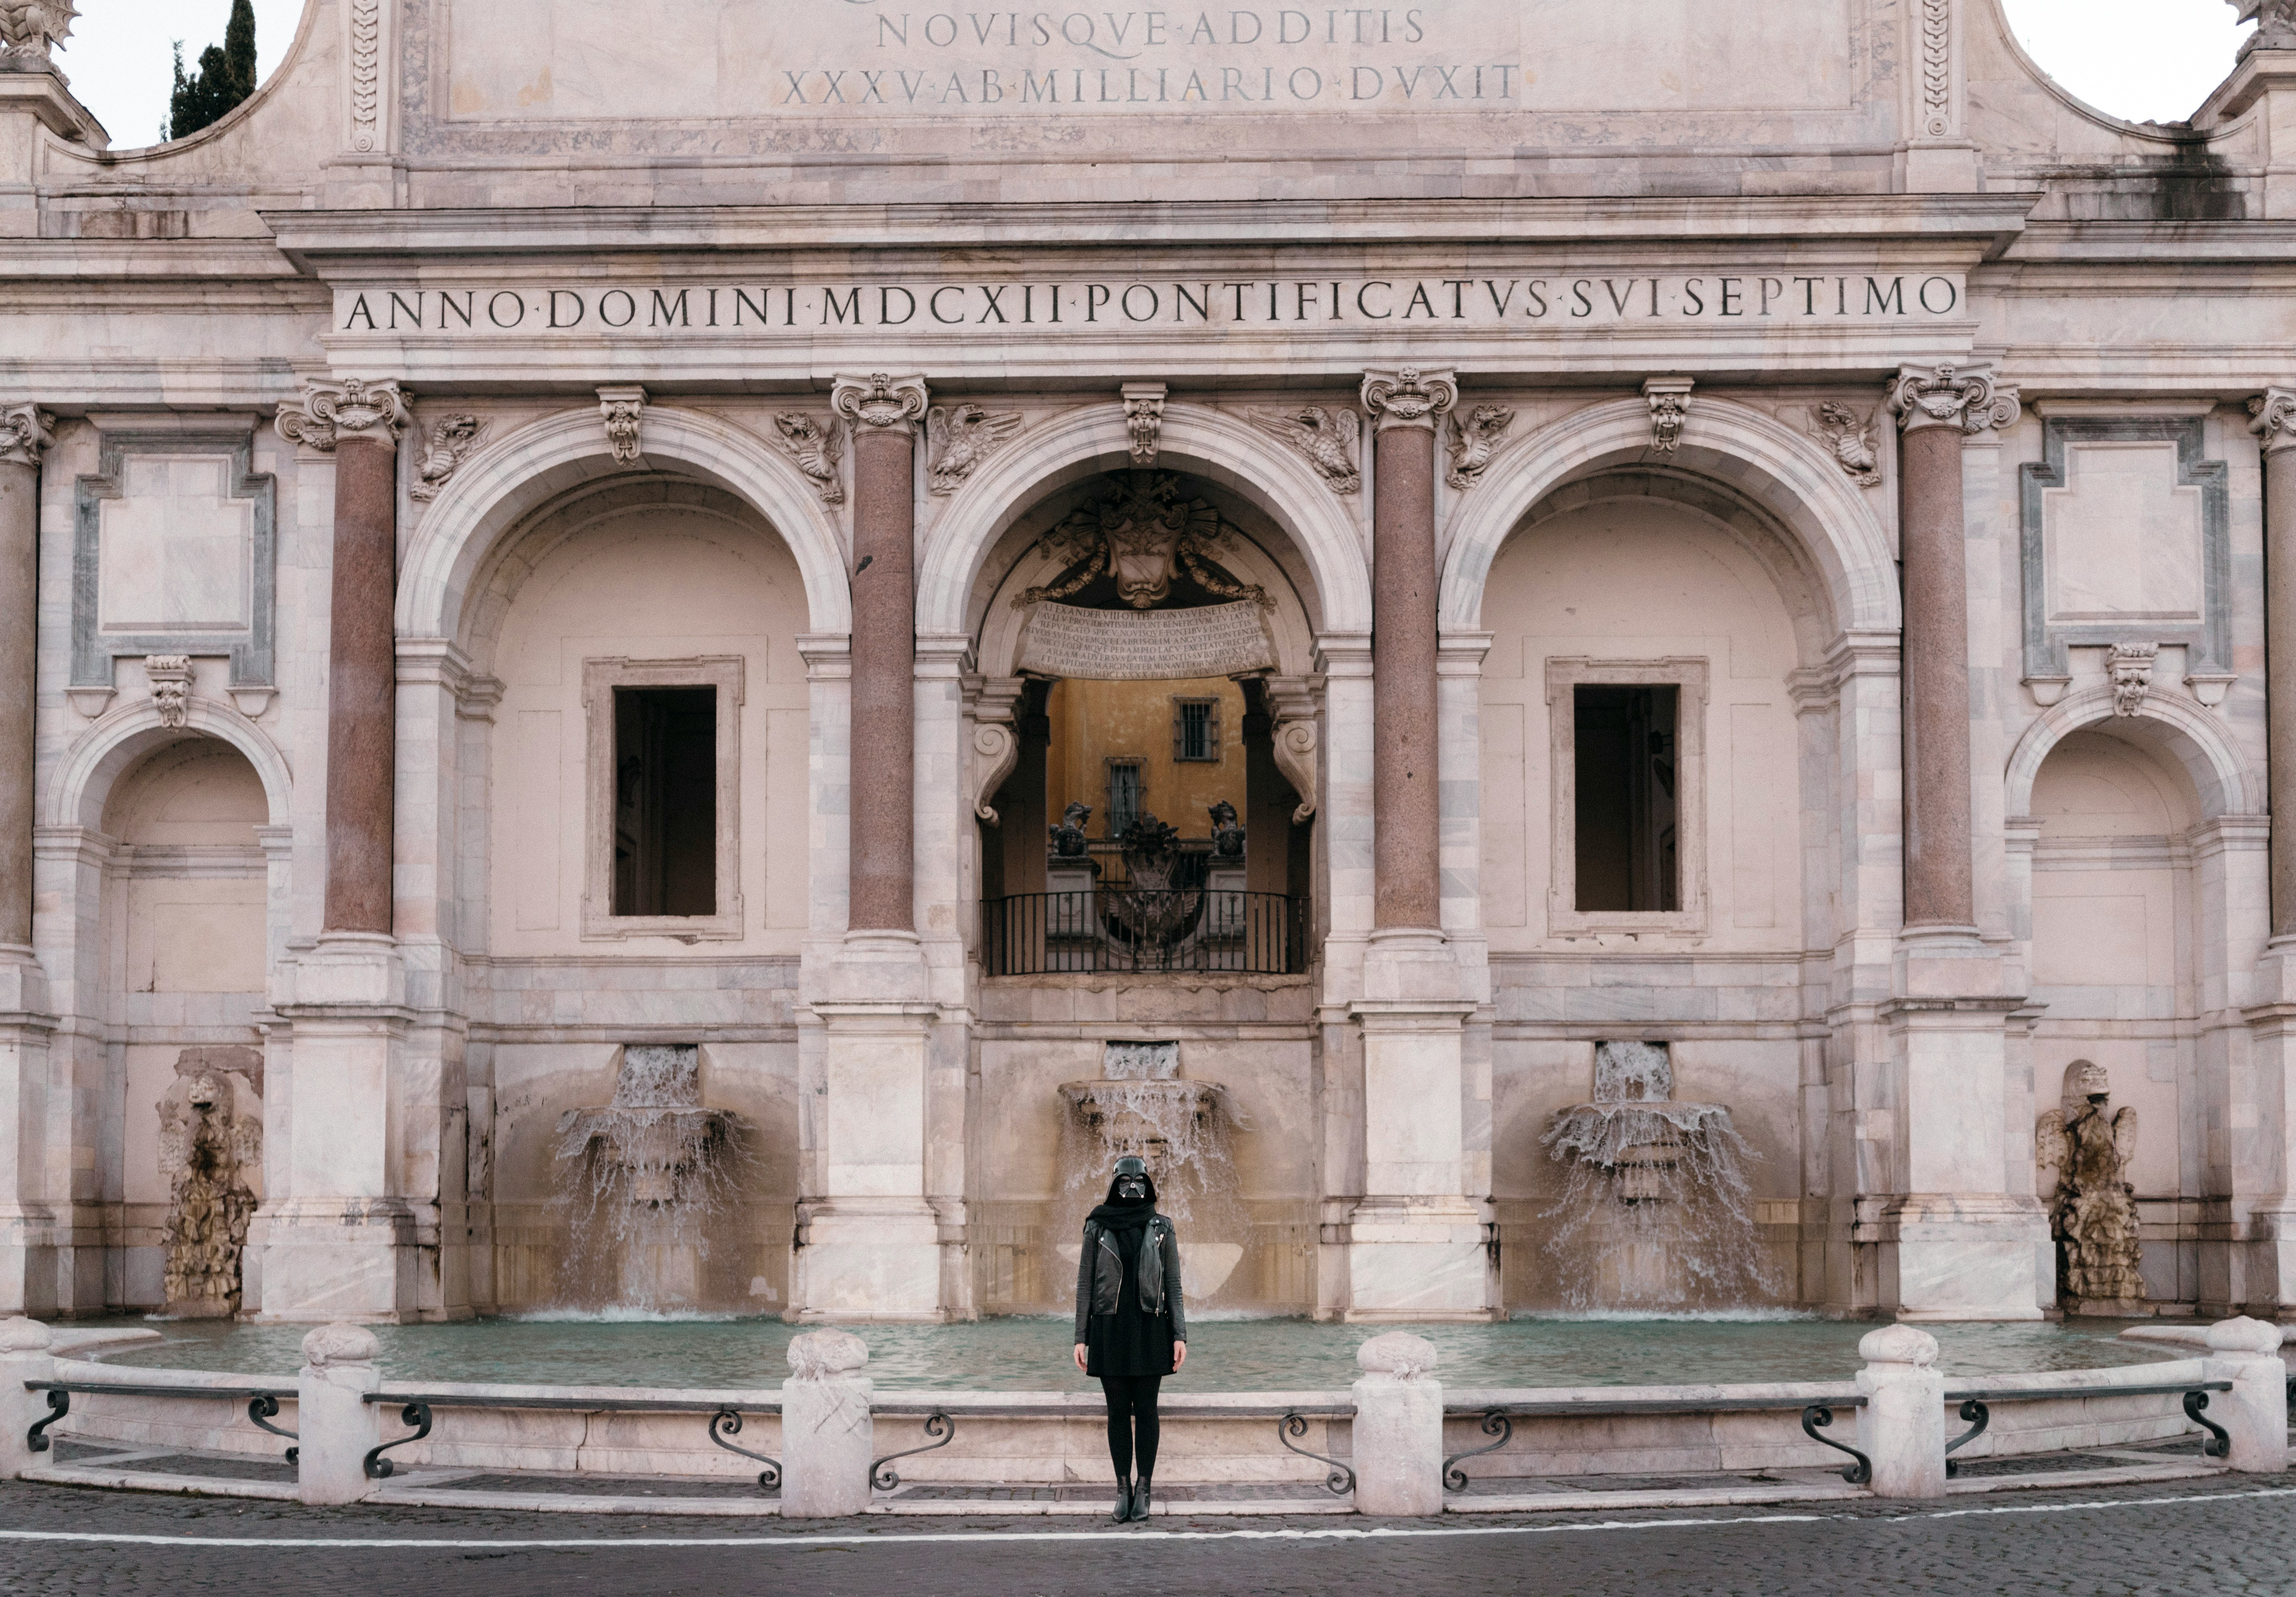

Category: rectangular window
[1105, 759, 1144, 835]
[1171, 697, 1221, 762]
[1572, 684, 1679, 914]
[612, 686, 718, 916]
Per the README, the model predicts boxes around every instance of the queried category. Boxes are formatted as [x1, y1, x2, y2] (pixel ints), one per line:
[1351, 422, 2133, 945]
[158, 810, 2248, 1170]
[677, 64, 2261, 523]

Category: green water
[83, 1314, 2175, 1392]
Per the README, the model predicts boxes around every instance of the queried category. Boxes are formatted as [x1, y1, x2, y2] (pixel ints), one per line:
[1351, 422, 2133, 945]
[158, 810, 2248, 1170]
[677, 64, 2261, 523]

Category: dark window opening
[612, 686, 717, 917]
[1105, 759, 1144, 836]
[1574, 684, 1679, 914]
[1172, 698, 1220, 762]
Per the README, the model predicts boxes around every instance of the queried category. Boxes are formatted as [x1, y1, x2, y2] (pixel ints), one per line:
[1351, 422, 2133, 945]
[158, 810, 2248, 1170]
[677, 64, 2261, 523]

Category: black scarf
[1087, 1197, 1156, 1232]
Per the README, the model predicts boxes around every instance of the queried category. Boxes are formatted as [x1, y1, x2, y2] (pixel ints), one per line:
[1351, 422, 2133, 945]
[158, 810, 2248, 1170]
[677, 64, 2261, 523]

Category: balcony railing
[981, 889, 1309, 976]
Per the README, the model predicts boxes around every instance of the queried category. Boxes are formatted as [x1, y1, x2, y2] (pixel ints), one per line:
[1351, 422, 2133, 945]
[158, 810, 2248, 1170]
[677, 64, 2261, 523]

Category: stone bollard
[2202, 1315, 2287, 1473]
[0, 1317, 54, 1480]
[1351, 1332, 1444, 1517]
[296, 1323, 383, 1506]
[780, 1329, 873, 1517]
[1853, 1323, 1945, 1499]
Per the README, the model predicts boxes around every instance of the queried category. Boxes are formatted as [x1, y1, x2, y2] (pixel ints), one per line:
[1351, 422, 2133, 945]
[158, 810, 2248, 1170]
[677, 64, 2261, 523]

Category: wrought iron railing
[981, 890, 1308, 976]
[1440, 1394, 1873, 1491]
[1941, 1380, 2234, 1476]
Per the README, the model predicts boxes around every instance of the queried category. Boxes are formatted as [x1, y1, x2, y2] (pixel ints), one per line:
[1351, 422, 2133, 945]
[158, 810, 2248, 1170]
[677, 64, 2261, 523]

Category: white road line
[0, 1486, 2288, 1551]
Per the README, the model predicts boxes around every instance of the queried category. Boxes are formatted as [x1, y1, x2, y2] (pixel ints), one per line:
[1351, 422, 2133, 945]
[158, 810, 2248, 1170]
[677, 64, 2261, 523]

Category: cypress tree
[166, 1, 259, 142]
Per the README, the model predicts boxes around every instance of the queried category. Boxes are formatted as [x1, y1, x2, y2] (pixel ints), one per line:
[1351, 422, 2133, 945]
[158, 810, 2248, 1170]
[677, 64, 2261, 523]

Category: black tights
[1100, 1374, 1163, 1480]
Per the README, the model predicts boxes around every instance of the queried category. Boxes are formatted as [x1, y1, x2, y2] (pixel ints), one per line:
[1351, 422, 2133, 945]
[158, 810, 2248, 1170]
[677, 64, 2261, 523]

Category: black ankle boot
[1111, 1479, 1133, 1523]
[1128, 1477, 1152, 1521]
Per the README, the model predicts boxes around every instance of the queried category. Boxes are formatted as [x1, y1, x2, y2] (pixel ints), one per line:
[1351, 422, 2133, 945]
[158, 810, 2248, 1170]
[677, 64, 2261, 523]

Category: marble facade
[3, 0, 2296, 1323]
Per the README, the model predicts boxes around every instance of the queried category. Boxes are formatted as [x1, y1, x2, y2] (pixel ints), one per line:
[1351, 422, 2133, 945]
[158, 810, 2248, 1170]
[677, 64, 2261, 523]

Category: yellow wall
[1045, 676, 1246, 839]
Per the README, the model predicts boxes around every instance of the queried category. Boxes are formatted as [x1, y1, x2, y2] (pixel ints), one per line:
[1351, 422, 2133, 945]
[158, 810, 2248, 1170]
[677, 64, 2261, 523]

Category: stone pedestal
[296, 1323, 382, 1506]
[2203, 1316, 2288, 1474]
[0, 1316, 54, 1480]
[1350, 1332, 1444, 1516]
[780, 1329, 874, 1517]
[798, 949, 944, 1319]
[1854, 1324, 1946, 1499]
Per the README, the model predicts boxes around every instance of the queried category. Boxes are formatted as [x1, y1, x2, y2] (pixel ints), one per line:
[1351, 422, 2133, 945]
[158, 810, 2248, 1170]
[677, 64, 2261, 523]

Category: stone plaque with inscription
[1016, 600, 1276, 680]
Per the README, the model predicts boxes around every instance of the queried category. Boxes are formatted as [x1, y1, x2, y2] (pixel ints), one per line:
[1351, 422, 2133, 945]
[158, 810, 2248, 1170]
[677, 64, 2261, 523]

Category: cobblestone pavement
[0, 1476, 2288, 1595]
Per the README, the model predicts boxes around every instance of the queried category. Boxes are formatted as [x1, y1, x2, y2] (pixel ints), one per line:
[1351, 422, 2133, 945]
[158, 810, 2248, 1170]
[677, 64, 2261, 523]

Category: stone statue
[157, 1057, 262, 1318]
[1208, 799, 1245, 859]
[2235, 1, 2296, 58]
[2038, 1060, 2146, 1312]
[0, 2, 77, 67]
[1050, 801, 1092, 857]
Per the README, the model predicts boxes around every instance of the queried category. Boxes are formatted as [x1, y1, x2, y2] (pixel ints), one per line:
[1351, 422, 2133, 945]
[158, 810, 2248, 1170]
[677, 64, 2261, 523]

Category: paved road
[0, 1477, 2288, 1596]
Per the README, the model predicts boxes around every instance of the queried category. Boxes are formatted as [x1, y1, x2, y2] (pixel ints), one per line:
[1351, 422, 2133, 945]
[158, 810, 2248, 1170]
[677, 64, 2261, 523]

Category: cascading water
[1056, 1041, 1255, 1304]
[1538, 1042, 1775, 1310]
[554, 1045, 745, 1311]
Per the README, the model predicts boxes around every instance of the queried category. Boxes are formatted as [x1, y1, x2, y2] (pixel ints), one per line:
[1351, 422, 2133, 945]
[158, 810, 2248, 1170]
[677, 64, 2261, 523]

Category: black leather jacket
[1072, 1214, 1186, 1344]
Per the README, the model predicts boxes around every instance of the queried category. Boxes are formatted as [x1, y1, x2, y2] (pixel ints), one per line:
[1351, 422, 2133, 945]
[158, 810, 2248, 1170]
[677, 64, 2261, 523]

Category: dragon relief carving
[926, 403, 1023, 495]
[2235, 0, 2296, 56]
[410, 414, 488, 502]
[1811, 403, 1883, 487]
[1444, 405, 1516, 490]
[0, 1, 76, 63]
[1248, 405, 1361, 494]
[768, 413, 844, 505]
[1013, 472, 1266, 611]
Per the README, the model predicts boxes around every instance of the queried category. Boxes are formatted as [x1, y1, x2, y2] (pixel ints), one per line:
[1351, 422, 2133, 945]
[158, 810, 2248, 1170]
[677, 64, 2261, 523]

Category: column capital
[0, 405, 55, 470]
[275, 378, 410, 453]
[832, 372, 929, 436]
[1885, 363, 2020, 436]
[2251, 387, 2296, 453]
[1360, 367, 1457, 434]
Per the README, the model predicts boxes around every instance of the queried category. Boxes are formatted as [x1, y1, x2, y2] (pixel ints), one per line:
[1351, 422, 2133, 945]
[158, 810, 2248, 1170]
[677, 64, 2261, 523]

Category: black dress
[1085, 1219, 1176, 1379]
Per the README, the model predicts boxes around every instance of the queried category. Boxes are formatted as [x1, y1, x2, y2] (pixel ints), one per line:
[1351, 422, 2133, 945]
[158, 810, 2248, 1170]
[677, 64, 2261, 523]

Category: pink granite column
[279, 380, 409, 937]
[1886, 365, 2018, 933]
[1361, 368, 1457, 932]
[2256, 389, 2296, 938]
[832, 374, 929, 934]
[0, 407, 52, 955]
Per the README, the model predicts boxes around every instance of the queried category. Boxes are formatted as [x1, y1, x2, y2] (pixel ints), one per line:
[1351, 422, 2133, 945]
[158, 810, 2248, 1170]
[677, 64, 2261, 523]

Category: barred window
[1171, 697, 1220, 762]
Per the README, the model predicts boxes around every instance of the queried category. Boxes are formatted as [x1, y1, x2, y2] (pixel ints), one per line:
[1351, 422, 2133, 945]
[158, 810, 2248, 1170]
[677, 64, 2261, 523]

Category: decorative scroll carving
[1360, 367, 1458, 432]
[1886, 363, 2021, 435]
[2037, 1060, 2145, 1312]
[1918, 0, 1953, 139]
[1013, 472, 1265, 612]
[1248, 405, 1360, 494]
[970, 722, 1019, 825]
[2235, 1, 2296, 58]
[409, 414, 488, 502]
[2249, 386, 2296, 452]
[348, 0, 383, 150]
[1444, 405, 1516, 490]
[832, 372, 930, 433]
[2106, 642, 2159, 717]
[145, 655, 193, 729]
[0, 1, 76, 64]
[274, 379, 410, 453]
[1644, 377, 1694, 455]
[1272, 719, 1318, 825]
[1122, 383, 1167, 468]
[768, 413, 844, 505]
[926, 403, 1022, 496]
[597, 385, 648, 466]
[0, 403, 54, 469]
[1811, 403, 1883, 487]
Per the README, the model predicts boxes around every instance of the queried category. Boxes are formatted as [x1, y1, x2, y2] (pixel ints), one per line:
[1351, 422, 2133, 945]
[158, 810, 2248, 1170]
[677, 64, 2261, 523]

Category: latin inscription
[1017, 600, 1277, 679]
[337, 274, 1966, 337]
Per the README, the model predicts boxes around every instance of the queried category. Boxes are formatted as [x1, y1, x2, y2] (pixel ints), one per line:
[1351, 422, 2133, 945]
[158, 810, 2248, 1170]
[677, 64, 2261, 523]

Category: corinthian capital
[1885, 363, 2021, 436]
[832, 373, 930, 435]
[1360, 367, 1458, 433]
[275, 378, 410, 453]
[2251, 387, 2296, 453]
[0, 403, 56, 469]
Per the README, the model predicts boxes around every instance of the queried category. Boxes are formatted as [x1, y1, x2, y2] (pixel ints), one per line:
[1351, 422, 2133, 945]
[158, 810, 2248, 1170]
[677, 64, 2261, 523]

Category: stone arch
[917, 400, 1374, 640]
[47, 697, 292, 831]
[2005, 687, 2260, 821]
[1438, 396, 1902, 641]
[396, 405, 853, 647]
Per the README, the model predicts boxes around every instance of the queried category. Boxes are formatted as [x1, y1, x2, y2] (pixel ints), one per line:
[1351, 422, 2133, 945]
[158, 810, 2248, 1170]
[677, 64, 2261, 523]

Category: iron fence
[981, 890, 1308, 976]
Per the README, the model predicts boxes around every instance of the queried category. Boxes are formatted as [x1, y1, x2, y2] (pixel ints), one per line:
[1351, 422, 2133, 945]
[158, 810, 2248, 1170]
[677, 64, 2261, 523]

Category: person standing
[1072, 1155, 1187, 1523]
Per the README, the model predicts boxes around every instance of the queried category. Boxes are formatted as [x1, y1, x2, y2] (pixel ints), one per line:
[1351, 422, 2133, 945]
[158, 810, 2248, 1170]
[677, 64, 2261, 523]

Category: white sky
[45, 0, 2259, 150]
